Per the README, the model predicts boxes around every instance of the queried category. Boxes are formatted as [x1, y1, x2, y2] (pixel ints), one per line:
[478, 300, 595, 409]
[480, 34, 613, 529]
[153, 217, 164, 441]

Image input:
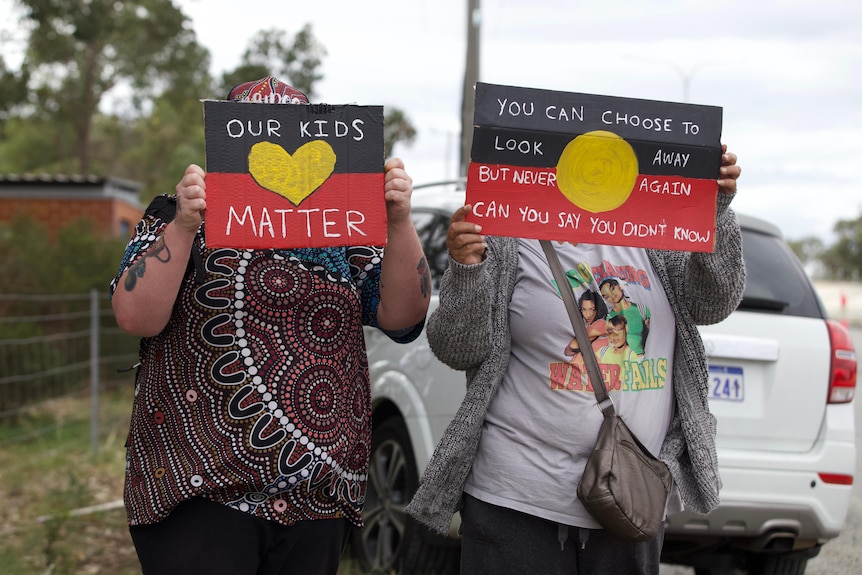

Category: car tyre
[352, 416, 460, 574]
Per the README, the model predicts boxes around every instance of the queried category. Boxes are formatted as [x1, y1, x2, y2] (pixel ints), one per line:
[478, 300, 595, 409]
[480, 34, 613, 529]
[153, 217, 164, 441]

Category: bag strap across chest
[539, 240, 614, 416]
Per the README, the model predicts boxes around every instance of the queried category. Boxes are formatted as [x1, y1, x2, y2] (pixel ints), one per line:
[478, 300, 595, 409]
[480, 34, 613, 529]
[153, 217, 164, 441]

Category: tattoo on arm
[123, 236, 172, 292]
[417, 257, 431, 299]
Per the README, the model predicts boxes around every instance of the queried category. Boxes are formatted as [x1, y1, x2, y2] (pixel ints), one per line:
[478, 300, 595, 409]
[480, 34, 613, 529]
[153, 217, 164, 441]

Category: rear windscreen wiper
[737, 296, 789, 312]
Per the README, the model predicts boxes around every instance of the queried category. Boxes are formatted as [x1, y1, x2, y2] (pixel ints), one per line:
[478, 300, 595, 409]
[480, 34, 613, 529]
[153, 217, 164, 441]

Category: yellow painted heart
[248, 140, 336, 206]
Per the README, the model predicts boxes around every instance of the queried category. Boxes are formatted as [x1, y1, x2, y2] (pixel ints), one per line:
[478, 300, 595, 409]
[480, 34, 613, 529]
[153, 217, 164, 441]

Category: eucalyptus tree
[822, 214, 862, 281]
[17, 0, 210, 174]
[218, 24, 416, 162]
[220, 25, 326, 99]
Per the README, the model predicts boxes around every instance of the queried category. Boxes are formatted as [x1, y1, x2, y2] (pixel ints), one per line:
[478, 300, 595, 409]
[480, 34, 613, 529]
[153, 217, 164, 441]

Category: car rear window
[738, 227, 826, 319]
[412, 209, 451, 293]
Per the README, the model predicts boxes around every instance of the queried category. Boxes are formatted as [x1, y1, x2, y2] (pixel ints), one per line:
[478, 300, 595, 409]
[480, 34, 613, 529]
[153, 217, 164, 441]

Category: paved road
[661, 324, 862, 574]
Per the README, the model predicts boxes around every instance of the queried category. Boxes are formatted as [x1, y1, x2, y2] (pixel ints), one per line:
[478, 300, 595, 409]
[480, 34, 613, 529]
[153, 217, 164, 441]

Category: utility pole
[459, 0, 481, 178]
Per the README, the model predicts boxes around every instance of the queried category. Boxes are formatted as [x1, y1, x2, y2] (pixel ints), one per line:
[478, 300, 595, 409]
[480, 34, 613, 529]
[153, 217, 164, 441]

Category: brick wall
[0, 197, 143, 240]
[0, 178, 145, 241]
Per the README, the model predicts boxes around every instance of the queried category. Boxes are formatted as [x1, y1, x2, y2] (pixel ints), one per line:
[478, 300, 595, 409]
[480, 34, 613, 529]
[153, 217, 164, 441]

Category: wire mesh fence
[0, 291, 139, 446]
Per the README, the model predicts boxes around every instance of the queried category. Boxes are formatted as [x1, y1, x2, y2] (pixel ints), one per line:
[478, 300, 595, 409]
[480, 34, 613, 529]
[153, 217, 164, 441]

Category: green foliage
[104, 94, 207, 202]
[3, 6, 419, 219]
[0, 214, 127, 295]
[220, 25, 327, 99]
[17, 0, 207, 173]
[0, 57, 29, 131]
[55, 220, 129, 293]
[0, 115, 80, 174]
[787, 236, 825, 266]
[41, 471, 93, 573]
[384, 107, 417, 159]
[0, 388, 140, 575]
[821, 213, 862, 280]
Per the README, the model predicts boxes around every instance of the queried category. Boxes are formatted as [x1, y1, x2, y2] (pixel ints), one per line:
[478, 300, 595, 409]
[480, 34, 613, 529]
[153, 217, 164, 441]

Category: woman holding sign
[110, 77, 431, 575]
[407, 145, 742, 574]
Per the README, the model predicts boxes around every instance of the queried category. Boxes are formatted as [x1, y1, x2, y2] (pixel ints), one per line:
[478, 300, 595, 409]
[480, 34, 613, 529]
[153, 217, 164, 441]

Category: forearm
[427, 257, 494, 371]
[685, 194, 745, 324]
[375, 218, 431, 330]
[112, 221, 196, 336]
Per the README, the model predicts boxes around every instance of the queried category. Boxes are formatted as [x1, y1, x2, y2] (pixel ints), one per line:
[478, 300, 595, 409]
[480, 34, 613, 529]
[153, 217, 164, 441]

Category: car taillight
[818, 472, 854, 485]
[826, 319, 857, 404]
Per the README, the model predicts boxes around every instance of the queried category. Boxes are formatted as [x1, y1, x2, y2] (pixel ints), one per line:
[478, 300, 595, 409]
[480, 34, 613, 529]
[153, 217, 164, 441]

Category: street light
[666, 61, 718, 103]
[626, 55, 718, 103]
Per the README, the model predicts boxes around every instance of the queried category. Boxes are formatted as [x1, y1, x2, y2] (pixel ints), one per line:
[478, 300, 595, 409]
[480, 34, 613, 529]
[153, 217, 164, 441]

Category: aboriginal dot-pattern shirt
[109, 195, 423, 527]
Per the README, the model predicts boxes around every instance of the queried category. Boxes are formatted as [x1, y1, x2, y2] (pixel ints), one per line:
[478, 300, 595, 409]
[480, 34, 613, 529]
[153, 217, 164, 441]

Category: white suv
[350, 181, 858, 575]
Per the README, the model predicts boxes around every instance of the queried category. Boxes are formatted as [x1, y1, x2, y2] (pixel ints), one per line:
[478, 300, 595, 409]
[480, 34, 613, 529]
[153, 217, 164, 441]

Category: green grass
[0, 386, 377, 574]
[0, 386, 139, 575]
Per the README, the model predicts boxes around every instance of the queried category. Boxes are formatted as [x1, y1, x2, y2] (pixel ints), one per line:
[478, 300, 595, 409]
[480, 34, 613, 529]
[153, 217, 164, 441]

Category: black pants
[129, 497, 351, 575]
[460, 494, 663, 575]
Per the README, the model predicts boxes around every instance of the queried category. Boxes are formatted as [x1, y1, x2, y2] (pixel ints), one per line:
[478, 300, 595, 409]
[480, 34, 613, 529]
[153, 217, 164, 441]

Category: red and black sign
[466, 82, 724, 252]
[204, 100, 385, 249]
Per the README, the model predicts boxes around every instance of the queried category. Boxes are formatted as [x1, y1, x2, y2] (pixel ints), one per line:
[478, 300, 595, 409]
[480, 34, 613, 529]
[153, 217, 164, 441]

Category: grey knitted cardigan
[405, 193, 745, 535]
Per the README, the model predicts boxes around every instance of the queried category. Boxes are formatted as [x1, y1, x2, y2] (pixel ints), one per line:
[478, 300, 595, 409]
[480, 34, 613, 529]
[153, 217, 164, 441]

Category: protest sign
[467, 82, 723, 251]
[204, 100, 385, 249]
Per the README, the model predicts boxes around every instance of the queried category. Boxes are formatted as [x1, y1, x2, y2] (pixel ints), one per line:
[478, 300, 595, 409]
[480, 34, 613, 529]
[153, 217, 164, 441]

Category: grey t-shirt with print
[464, 238, 682, 528]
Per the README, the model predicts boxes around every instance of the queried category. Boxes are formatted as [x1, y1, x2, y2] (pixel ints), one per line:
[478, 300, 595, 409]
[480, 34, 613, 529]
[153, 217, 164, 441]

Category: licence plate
[708, 365, 745, 401]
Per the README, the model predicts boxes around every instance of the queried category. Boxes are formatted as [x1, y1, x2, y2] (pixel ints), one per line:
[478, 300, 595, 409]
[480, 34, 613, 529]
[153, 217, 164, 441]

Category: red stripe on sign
[205, 172, 386, 249]
[465, 162, 718, 252]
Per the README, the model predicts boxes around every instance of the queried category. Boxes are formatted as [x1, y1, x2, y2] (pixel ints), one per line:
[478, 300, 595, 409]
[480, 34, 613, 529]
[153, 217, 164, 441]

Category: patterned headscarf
[227, 76, 309, 104]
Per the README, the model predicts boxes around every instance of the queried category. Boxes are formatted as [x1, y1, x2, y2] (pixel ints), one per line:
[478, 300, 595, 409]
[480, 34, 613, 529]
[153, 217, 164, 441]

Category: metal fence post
[90, 288, 99, 456]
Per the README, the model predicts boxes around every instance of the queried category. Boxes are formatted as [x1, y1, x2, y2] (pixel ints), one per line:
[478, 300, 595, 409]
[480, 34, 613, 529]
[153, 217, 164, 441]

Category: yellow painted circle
[556, 130, 639, 213]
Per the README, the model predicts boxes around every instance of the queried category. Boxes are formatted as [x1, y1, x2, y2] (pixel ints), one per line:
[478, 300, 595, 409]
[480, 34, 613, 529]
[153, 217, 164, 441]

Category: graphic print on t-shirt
[462, 239, 676, 528]
[547, 255, 666, 395]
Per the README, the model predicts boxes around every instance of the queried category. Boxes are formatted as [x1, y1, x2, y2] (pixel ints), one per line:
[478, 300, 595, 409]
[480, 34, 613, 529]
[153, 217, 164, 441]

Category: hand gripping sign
[466, 82, 724, 252]
[203, 100, 386, 249]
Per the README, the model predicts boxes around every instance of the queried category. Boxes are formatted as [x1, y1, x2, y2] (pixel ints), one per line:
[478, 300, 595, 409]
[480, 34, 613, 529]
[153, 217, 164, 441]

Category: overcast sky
[2, 0, 860, 242]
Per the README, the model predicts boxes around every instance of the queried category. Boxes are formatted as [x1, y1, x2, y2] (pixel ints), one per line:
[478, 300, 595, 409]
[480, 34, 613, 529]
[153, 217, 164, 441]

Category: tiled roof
[0, 174, 144, 208]
[0, 173, 141, 189]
